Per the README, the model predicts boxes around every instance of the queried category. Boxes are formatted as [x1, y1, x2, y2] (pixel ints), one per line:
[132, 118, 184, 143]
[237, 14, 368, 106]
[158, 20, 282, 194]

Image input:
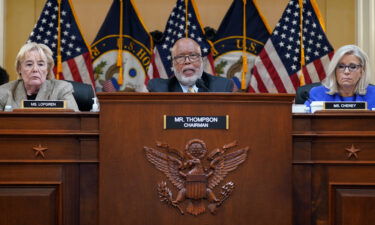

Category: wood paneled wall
[4, 0, 355, 80]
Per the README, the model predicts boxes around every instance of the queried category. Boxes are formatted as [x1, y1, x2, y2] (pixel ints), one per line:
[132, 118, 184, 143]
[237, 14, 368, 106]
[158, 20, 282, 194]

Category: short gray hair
[322, 45, 371, 95]
[15, 42, 55, 80]
[170, 38, 202, 58]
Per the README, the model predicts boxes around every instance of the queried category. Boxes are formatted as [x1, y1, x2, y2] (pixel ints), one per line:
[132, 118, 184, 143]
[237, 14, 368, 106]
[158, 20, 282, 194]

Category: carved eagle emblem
[144, 139, 249, 216]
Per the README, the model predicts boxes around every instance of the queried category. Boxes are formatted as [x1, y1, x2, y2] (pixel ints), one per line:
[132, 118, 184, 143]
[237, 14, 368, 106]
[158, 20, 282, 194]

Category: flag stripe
[147, 59, 157, 80]
[67, 58, 83, 82]
[289, 73, 300, 93]
[253, 55, 279, 92]
[311, 59, 324, 81]
[61, 63, 73, 81]
[302, 66, 312, 84]
[320, 53, 332, 77]
[83, 52, 95, 85]
[74, 54, 93, 85]
[205, 54, 215, 75]
[251, 66, 270, 93]
[153, 47, 168, 79]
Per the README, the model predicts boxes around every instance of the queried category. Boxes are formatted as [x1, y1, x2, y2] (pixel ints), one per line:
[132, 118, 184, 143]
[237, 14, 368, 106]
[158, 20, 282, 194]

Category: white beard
[174, 63, 204, 86]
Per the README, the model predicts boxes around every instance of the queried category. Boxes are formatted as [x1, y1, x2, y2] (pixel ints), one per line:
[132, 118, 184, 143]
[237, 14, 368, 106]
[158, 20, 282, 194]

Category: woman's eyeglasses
[336, 63, 362, 72]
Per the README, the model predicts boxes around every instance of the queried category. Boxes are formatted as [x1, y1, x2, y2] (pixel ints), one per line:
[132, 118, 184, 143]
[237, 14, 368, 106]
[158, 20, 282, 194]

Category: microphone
[195, 79, 209, 92]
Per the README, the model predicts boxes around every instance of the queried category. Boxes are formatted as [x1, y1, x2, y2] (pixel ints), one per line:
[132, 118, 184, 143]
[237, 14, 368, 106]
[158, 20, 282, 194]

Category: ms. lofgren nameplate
[22, 100, 66, 109]
[164, 115, 229, 129]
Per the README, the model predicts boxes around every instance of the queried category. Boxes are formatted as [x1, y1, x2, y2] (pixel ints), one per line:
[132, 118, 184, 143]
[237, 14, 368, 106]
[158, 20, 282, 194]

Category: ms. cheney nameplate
[164, 115, 229, 129]
[22, 100, 66, 109]
[324, 101, 367, 110]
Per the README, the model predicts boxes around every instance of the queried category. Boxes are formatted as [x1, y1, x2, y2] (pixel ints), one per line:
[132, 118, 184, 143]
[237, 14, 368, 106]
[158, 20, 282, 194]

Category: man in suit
[147, 38, 233, 92]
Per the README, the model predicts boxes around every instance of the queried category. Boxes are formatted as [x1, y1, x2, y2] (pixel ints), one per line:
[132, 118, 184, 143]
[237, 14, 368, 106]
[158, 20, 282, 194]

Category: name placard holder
[14, 100, 73, 112]
[164, 115, 229, 130]
[324, 101, 367, 110]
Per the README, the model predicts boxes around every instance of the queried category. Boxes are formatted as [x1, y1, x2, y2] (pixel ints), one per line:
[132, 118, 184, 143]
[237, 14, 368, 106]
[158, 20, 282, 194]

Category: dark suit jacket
[147, 72, 233, 92]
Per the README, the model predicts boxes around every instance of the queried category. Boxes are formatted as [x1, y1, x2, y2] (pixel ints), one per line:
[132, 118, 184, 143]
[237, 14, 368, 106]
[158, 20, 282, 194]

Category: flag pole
[56, 0, 63, 79]
[117, 0, 124, 85]
[241, 0, 248, 91]
[298, 0, 306, 86]
[185, 0, 189, 37]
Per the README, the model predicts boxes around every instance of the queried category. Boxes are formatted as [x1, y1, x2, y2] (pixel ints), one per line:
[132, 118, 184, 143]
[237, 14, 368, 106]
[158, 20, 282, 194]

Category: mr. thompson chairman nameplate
[164, 115, 229, 130]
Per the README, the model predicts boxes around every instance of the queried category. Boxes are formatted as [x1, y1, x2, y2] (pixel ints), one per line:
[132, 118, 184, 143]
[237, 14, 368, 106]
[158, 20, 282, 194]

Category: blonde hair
[322, 45, 371, 95]
[15, 42, 55, 80]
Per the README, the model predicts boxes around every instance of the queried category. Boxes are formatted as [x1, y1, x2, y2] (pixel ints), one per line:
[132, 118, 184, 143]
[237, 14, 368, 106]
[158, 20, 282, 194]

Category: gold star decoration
[345, 144, 360, 159]
[33, 144, 48, 158]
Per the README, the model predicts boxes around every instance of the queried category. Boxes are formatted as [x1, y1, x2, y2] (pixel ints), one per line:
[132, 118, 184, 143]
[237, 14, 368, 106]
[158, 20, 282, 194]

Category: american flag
[102, 78, 120, 92]
[147, 0, 215, 79]
[249, 0, 334, 93]
[28, 0, 95, 87]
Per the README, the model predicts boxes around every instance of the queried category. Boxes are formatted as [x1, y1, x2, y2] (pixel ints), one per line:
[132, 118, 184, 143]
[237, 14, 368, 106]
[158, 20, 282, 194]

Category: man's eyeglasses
[173, 54, 201, 64]
[336, 63, 362, 72]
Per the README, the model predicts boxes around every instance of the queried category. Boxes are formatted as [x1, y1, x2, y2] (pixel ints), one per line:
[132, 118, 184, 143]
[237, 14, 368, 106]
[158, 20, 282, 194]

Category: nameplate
[164, 115, 229, 129]
[22, 100, 66, 109]
[324, 102, 367, 110]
